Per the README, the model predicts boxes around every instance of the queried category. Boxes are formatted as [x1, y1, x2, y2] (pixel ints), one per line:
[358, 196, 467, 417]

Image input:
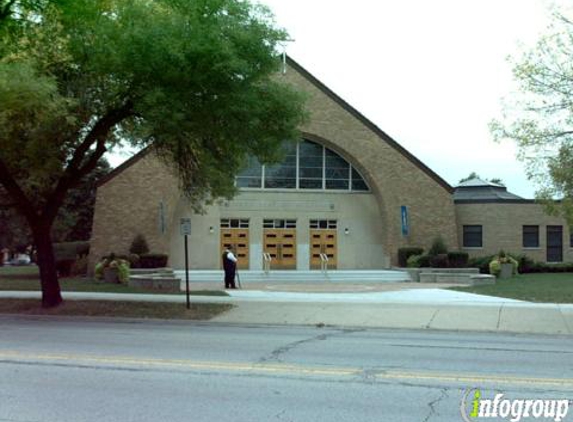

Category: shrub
[514, 254, 535, 273]
[95, 261, 105, 280]
[129, 234, 150, 256]
[398, 247, 424, 267]
[71, 256, 88, 276]
[468, 254, 496, 274]
[417, 254, 431, 268]
[430, 253, 449, 268]
[489, 253, 518, 276]
[56, 259, 75, 277]
[139, 253, 169, 268]
[406, 254, 422, 267]
[428, 236, 448, 256]
[447, 252, 469, 268]
[94, 254, 130, 284]
[76, 242, 90, 258]
[53, 241, 89, 260]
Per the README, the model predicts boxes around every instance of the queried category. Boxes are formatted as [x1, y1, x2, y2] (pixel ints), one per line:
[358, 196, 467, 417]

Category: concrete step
[172, 270, 411, 284]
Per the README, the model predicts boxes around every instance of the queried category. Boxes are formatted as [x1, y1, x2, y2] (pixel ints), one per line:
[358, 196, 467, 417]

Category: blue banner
[401, 206, 409, 236]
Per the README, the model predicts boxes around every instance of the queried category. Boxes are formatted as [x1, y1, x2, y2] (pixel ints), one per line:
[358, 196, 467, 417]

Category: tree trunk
[32, 222, 63, 308]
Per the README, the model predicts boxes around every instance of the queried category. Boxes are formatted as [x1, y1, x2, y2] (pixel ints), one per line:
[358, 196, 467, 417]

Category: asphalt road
[0, 316, 572, 422]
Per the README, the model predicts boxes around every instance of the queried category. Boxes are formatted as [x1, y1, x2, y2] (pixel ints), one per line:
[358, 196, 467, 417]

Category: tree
[491, 8, 573, 221]
[0, 0, 307, 307]
[458, 172, 505, 186]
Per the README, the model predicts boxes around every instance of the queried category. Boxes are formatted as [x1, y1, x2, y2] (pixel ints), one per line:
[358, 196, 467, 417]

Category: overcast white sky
[108, 0, 565, 198]
[255, 0, 564, 198]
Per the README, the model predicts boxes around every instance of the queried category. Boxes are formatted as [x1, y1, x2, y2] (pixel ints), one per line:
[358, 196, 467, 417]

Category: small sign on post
[180, 218, 191, 236]
[180, 218, 191, 309]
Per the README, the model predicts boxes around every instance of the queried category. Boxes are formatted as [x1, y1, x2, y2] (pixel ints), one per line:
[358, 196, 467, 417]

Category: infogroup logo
[460, 389, 570, 422]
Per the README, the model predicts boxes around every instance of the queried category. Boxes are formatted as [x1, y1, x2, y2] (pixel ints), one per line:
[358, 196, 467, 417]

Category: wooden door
[220, 229, 249, 269]
[263, 229, 296, 269]
[310, 229, 337, 269]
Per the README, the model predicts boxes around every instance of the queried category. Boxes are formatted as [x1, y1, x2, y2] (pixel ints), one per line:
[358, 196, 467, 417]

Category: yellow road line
[0, 350, 571, 388]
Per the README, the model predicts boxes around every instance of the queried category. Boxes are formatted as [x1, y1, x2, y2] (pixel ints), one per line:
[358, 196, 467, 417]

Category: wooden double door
[263, 229, 296, 270]
[310, 229, 337, 269]
[220, 229, 249, 269]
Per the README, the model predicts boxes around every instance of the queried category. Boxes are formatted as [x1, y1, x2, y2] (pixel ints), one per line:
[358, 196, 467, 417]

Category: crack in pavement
[259, 328, 365, 363]
[422, 388, 449, 422]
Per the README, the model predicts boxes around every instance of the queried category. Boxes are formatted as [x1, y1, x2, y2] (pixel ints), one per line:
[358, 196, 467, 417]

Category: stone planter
[499, 262, 513, 279]
[103, 267, 120, 284]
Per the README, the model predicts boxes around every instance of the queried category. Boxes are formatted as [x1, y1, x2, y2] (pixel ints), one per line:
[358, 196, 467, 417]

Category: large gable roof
[286, 56, 453, 194]
[97, 56, 454, 193]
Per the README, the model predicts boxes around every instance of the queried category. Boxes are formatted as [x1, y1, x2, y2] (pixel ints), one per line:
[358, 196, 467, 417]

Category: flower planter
[103, 267, 120, 284]
[499, 262, 513, 279]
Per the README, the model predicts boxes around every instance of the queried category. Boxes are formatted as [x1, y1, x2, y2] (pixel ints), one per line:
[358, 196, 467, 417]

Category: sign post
[180, 218, 192, 310]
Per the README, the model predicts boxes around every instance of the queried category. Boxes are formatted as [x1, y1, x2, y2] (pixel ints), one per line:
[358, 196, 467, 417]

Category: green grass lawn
[0, 299, 233, 319]
[450, 272, 573, 303]
[0, 265, 227, 296]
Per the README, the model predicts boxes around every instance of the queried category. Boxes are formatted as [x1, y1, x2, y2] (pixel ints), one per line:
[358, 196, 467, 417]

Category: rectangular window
[324, 149, 349, 190]
[263, 219, 296, 229]
[220, 219, 249, 228]
[264, 143, 297, 189]
[310, 219, 337, 229]
[463, 225, 482, 248]
[236, 156, 262, 188]
[299, 141, 324, 189]
[522, 225, 539, 248]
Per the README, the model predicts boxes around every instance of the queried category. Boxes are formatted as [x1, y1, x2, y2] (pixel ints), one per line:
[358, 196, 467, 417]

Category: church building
[89, 57, 573, 272]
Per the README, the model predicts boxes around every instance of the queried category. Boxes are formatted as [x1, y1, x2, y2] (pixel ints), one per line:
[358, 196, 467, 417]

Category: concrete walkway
[1, 287, 572, 336]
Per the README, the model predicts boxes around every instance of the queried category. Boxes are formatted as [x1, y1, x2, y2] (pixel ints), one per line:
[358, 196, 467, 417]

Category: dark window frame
[463, 225, 483, 248]
[522, 225, 540, 248]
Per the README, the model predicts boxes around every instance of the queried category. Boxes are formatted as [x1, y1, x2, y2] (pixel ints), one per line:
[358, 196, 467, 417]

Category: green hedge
[398, 247, 424, 267]
[139, 254, 169, 268]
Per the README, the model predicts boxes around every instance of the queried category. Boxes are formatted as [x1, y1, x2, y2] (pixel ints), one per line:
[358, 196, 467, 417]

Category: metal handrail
[319, 253, 329, 273]
[263, 253, 272, 274]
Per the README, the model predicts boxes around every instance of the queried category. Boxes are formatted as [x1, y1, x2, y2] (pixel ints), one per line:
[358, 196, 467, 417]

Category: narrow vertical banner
[401, 206, 409, 237]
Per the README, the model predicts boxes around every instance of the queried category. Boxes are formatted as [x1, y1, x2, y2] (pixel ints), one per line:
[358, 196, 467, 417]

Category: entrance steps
[172, 269, 411, 284]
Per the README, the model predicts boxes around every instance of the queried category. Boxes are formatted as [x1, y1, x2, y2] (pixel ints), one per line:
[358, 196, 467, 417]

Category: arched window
[236, 140, 369, 192]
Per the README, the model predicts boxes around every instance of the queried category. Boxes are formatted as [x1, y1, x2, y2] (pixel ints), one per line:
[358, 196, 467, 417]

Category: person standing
[222, 245, 238, 289]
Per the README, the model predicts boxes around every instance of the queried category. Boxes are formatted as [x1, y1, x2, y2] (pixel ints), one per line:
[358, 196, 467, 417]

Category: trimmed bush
[430, 253, 449, 268]
[53, 241, 89, 260]
[398, 247, 424, 267]
[428, 236, 448, 256]
[129, 234, 150, 256]
[447, 252, 469, 268]
[139, 253, 169, 268]
[406, 254, 422, 267]
[417, 254, 431, 268]
[468, 254, 496, 274]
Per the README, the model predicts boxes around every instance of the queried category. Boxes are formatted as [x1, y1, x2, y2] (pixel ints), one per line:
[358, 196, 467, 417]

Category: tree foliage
[491, 8, 573, 221]
[0, 0, 307, 306]
[458, 172, 504, 186]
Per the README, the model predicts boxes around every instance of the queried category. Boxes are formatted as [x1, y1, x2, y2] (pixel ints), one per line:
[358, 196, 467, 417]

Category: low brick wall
[407, 267, 479, 282]
[128, 276, 181, 292]
[419, 272, 495, 286]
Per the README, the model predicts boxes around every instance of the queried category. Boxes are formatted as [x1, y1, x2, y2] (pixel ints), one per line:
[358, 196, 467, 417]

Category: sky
[254, 0, 561, 198]
[107, 0, 564, 198]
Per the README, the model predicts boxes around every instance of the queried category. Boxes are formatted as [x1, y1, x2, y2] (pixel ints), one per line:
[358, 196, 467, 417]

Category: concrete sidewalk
[1, 288, 572, 336]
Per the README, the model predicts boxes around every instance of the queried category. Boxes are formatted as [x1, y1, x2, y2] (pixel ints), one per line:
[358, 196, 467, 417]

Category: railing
[263, 253, 272, 274]
[319, 253, 329, 273]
